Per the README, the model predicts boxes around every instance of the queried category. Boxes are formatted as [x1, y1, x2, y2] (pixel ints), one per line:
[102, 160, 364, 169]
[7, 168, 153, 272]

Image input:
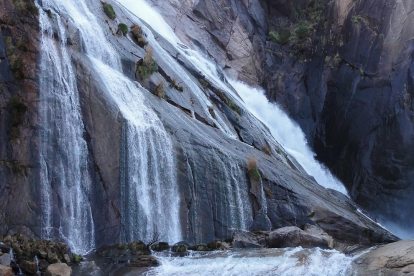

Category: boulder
[150, 242, 169, 252]
[20, 260, 37, 274]
[268, 226, 331, 249]
[353, 239, 414, 276]
[0, 265, 12, 276]
[232, 231, 268, 249]
[0, 254, 10, 266]
[45, 263, 72, 276]
[129, 255, 160, 267]
[171, 243, 188, 253]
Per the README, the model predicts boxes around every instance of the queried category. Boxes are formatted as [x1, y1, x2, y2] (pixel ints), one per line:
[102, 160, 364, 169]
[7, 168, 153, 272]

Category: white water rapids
[146, 248, 356, 276]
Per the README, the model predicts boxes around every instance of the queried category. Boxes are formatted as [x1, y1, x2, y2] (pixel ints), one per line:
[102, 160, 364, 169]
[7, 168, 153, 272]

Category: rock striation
[0, 0, 400, 255]
[147, 0, 414, 233]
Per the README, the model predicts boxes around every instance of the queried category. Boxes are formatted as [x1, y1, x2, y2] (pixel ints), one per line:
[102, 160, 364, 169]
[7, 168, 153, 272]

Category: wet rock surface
[0, 0, 400, 260]
[147, 0, 414, 233]
[0, 234, 75, 275]
[353, 240, 414, 276]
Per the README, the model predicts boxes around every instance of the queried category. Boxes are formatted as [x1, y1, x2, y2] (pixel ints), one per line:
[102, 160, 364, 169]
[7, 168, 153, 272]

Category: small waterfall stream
[37, 4, 95, 254]
[118, 0, 348, 195]
[36, 0, 182, 250]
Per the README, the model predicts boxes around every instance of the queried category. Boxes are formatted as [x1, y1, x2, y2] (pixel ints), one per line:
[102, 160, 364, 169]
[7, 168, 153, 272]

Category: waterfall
[37, 4, 95, 254]
[117, 0, 348, 195]
[37, 0, 182, 246]
[91, 58, 181, 244]
[188, 153, 253, 243]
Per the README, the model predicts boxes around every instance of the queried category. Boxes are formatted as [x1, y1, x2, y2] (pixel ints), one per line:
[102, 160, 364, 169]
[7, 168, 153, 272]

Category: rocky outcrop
[353, 240, 414, 276]
[0, 234, 73, 275]
[147, 0, 414, 233]
[0, 0, 41, 238]
[0, 0, 399, 255]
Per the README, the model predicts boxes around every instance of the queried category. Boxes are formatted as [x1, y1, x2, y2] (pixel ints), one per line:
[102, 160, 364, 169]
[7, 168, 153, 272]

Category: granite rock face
[353, 240, 414, 276]
[147, 0, 414, 233]
[0, 0, 400, 251]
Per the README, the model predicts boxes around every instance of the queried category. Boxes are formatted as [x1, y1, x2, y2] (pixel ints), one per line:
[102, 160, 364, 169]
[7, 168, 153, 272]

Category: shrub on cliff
[102, 2, 116, 19]
[154, 82, 166, 99]
[131, 24, 148, 48]
[12, 0, 39, 16]
[270, 28, 291, 45]
[118, 23, 128, 36]
[248, 157, 262, 181]
[137, 48, 158, 80]
[295, 24, 310, 40]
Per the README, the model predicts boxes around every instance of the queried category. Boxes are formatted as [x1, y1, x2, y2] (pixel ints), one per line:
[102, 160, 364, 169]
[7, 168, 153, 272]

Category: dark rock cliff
[149, 0, 414, 232]
[0, 0, 400, 252]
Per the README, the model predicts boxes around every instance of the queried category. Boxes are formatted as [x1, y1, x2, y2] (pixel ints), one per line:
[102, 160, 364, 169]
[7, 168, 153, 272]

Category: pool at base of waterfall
[73, 247, 356, 276]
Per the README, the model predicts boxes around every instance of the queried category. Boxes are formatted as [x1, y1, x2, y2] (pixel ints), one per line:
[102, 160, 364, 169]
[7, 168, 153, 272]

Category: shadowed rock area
[146, 0, 414, 233]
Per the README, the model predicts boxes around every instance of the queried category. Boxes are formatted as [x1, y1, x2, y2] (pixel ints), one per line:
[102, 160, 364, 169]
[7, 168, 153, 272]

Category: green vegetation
[8, 97, 27, 140]
[199, 78, 209, 89]
[295, 24, 310, 40]
[247, 157, 262, 182]
[0, 160, 28, 176]
[137, 48, 158, 80]
[216, 90, 242, 115]
[352, 15, 361, 24]
[269, 28, 291, 45]
[102, 2, 116, 19]
[208, 106, 216, 119]
[131, 24, 147, 48]
[72, 254, 83, 264]
[12, 0, 39, 16]
[118, 23, 128, 36]
[5, 37, 22, 75]
[269, 0, 324, 48]
[153, 82, 166, 99]
[169, 79, 184, 92]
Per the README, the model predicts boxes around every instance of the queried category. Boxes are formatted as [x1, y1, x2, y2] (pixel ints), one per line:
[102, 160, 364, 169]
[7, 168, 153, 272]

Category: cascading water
[147, 248, 356, 276]
[91, 59, 181, 244]
[37, 4, 95, 254]
[188, 153, 253, 243]
[37, 0, 181, 246]
[118, 0, 348, 195]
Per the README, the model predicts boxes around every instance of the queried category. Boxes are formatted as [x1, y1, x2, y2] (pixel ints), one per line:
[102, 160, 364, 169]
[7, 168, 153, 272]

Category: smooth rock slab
[45, 263, 72, 276]
[353, 239, 414, 276]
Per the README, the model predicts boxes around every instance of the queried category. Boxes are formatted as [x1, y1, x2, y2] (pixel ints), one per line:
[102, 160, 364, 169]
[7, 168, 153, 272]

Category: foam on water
[146, 248, 355, 276]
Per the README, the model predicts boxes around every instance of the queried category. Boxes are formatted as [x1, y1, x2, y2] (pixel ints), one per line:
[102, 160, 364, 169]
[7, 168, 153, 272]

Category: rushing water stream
[147, 248, 356, 276]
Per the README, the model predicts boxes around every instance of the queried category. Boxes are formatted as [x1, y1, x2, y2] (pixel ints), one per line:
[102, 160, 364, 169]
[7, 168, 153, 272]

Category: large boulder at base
[0, 265, 12, 276]
[232, 231, 268, 248]
[0, 254, 11, 266]
[352, 240, 414, 276]
[45, 263, 72, 276]
[268, 226, 332, 249]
